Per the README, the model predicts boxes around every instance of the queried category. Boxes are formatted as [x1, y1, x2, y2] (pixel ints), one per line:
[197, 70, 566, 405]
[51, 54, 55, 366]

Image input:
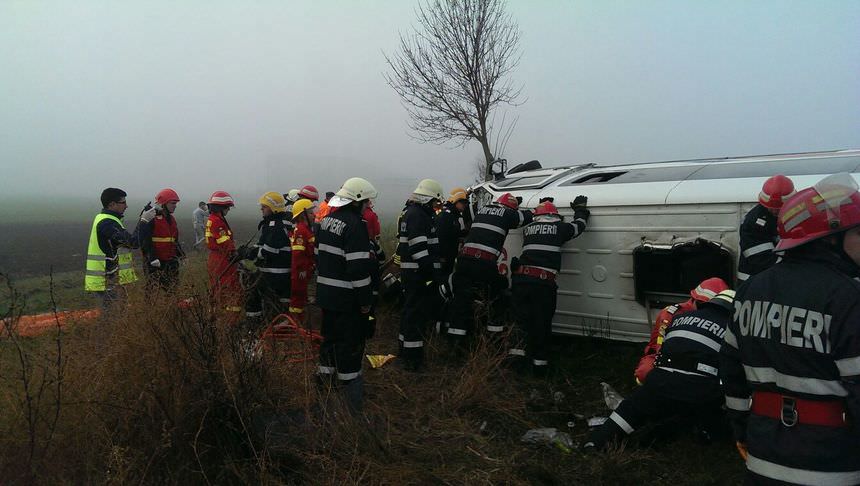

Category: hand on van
[572, 195, 588, 208]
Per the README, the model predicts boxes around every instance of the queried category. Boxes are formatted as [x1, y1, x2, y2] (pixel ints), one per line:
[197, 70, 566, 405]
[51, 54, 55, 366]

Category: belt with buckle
[751, 391, 847, 428]
[461, 246, 498, 261]
[514, 265, 556, 282]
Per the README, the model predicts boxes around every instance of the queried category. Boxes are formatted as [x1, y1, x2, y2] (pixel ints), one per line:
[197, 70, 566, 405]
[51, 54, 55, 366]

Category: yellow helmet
[448, 187, 468, 203]
[259, 191, 286, 213]
[292, 198, 315, 219]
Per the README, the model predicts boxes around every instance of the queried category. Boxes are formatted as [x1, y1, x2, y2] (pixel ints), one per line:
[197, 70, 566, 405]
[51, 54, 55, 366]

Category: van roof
[484, 149, 860, 206]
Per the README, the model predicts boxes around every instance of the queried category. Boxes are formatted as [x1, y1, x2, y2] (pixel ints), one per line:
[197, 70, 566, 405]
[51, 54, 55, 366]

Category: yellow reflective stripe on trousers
[151, 236, 176, 242]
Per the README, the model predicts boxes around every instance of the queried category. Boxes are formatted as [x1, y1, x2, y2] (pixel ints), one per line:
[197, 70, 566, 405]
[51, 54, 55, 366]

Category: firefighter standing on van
[508, 197, 589, 375]
[240, 192, 292, 323]
[205, 190, 241, 318]
[633, 277, 729, 384]
[396, 179, 444, 371]
[720, 173, 860, 485]
[140, 188, 184, 290]
[737, 174, 795, 283]
[289, 198, 316, 323]
[85, 187, 156, 309]
[584, 289, 736, 451]
[316, 177, 377, 412]
[447, 192, 533, 341]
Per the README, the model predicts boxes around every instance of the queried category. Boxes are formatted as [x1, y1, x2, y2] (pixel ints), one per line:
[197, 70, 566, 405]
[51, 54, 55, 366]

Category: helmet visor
[812, 173, 859, 228]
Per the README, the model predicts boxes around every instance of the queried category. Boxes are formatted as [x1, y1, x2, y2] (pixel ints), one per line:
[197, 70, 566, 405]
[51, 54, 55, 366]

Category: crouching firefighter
[239, 192, 292, 325]
[584, 289, 736, 451]
[396, 179, 444, 372]
[509, 197, 589, 375]
[289, 198, 316, 323]
[448, 192, 533, 341]
[316, 177, 378, 413]
[720, 173, 860, 485]
[141, 188, 184, 291]
[633, 277, 729, 385]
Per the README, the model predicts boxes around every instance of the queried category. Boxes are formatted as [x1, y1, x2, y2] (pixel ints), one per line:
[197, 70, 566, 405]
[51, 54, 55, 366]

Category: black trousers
[318, 308, 366, 382]
[246, 272, 290, 323]
[399, 270, 438, 366]
[586, 368, 724, 449]
[144, 260, 180, 291]
[511, 280, 557, 368]
[447, 257, 509, 338]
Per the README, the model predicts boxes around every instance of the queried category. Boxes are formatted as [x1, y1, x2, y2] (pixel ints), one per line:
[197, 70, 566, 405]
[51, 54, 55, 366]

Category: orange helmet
[533, 201, 559, 216]
[208, 190, 235, 207]
[690, 277, 729, 302]
[155, 188, 180, 205]
[496, 193, 518, 210]
[758, 175, 795, 210]
[776, 173, 860, 251]
[299, 185, 319, 201]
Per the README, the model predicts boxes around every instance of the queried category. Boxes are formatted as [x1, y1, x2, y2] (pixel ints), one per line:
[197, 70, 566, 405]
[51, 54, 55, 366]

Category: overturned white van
[469, 149, 860, 343]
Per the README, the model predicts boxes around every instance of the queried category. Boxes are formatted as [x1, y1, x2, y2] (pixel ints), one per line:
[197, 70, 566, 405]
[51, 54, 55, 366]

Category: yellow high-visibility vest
[84, 213, 138, 291]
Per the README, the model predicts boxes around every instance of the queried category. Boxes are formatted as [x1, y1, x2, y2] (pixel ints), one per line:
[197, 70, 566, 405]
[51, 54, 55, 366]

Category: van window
[561, 166, 703, 185]
[493, 175, 554, 188]
[632, 239, 734, 306]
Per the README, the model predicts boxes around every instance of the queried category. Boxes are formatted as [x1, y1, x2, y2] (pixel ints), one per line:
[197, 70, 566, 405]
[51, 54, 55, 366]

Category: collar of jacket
[101, 209, 124, 219]
[786, 242, 860, 278]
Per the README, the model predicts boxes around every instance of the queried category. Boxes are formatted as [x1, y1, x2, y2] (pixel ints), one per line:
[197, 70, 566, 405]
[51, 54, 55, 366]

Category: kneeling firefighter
[316, 177, 378, 412]
[584, 289, 736, 451]
[509, 197, 589, 375]
[396, 179, 444, 371]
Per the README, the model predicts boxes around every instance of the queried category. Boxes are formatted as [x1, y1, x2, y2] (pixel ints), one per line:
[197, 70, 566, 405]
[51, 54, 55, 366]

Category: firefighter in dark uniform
[508, 197, 589, 375]
[239, 191, 292, 325]
[584, 289, 737, 451]
[447, 192, 533, 341]
[720, 173, 860, 485]
[738, 175, 795, 283]
[396, 179, 444, 371]
[140, 188, 184, 291]
[434, 187, 470, 333]
[316, 177, 377, 413]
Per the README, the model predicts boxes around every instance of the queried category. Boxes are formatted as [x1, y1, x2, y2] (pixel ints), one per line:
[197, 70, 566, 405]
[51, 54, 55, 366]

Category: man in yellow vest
[85, 188, 157, 309]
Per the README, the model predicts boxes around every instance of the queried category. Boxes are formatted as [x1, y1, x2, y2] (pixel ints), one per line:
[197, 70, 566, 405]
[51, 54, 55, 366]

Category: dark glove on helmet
[539, 197, 555, 203]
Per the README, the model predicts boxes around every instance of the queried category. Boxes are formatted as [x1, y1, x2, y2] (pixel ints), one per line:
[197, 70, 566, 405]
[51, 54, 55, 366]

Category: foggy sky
[2, 0, 859, 215]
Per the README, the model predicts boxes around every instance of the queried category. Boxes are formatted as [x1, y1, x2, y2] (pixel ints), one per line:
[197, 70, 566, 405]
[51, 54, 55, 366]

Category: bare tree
[385, 0, 523, 181]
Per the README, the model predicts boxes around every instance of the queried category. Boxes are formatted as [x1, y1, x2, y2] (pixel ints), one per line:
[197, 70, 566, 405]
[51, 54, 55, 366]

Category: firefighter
[508, 198, 589, 375]
[396, 179, 444, 371]
[289, 198, 316, 323]
[633, 277, 729, 384]
[85, 188, 157, 309]
[240, 191, 292, 324]
[434, 187, 470, 333]
[205, 191, 242, 319]
[141, 188, 184, 291]
[584, 289, 737, 451]
[737, 174, 795, 283]
[363, 199, 385, 301]
[298, 185, 319, 203]
[447, 192, 533, 341]
[720, 173, 860, 485]
[316, 191, 335, 223]
[284, 189, 300, 218]
[316, 177, 377, 413]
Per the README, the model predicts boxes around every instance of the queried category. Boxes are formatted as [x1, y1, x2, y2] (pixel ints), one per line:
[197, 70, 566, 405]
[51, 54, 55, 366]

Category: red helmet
[758, 175, 795, 210]
[533, 201, 559, 216]
[496, 193, 518, 210]
[299, 185, 319, 201]
[776, 173, 860, 251]
[155, 188, 180, 205]
[208, 190, 235, 207]
[690, 277, 729, 302]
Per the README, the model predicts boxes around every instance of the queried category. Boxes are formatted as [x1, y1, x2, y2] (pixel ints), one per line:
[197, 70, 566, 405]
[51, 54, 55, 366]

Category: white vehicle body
[469, 150, 860, 343]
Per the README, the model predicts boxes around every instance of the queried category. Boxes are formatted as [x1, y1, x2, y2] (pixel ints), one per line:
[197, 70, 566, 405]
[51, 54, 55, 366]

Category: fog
[2, 0, 859, 218]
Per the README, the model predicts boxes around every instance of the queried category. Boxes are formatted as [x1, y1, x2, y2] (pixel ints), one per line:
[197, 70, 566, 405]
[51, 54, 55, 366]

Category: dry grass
[1, 264, 745, 485]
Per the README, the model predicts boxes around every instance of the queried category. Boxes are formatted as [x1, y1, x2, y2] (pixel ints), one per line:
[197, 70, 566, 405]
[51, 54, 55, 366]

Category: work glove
[140, 206, 158, 223]
[149, 259, 161, 268]
[538, 197, 554, 203]
[438, 281, 453, 302]
[515, 196, 523, 205]
[572, 195, 588, 209]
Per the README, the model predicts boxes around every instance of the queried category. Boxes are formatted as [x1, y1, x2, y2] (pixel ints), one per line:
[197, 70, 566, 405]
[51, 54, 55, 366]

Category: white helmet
[331, 177, 378, 207]
[286, 189, 300, 202]
[413, 179, 444, 200]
